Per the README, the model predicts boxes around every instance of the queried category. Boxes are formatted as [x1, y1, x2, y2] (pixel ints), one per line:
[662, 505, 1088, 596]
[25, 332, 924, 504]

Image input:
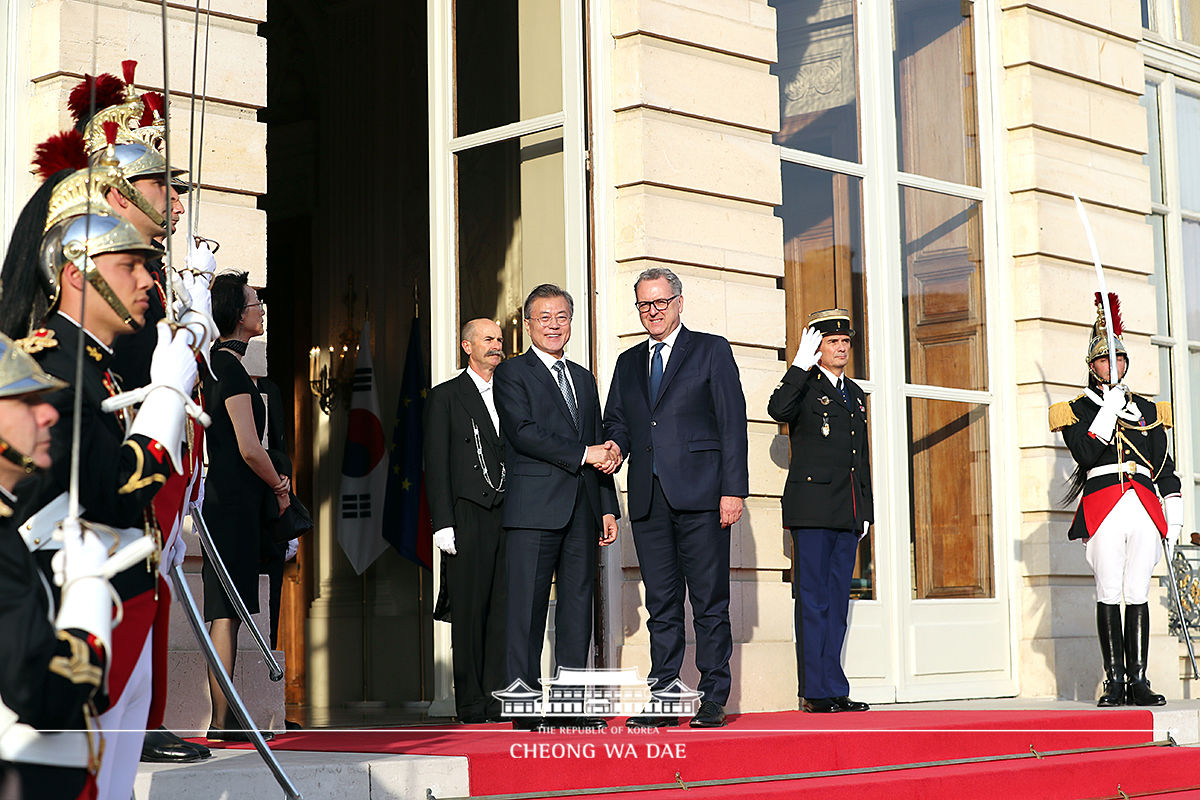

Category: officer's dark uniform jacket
[425, 370, 506, 530]
[18, 313, 173, 599]
[768, 365, 873, 530]
[0, 486, 106, 799]
[1051, 390, 1180, 541]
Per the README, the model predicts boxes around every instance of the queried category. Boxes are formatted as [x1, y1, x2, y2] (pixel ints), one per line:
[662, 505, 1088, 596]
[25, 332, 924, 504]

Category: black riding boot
[1124, 603, 1166, 706]
[1096, 603, 1125, 707]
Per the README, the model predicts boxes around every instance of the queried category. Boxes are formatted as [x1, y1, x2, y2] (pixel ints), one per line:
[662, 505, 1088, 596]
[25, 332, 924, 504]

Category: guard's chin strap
[81, 256, 140, 332]
[0, 436, 39, 474]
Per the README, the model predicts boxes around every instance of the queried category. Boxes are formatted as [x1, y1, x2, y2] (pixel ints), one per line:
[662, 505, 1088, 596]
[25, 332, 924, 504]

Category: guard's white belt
[0, 723, 91, 768]
[1087, 462, 1151, 481]
[20, 491, 143, 554]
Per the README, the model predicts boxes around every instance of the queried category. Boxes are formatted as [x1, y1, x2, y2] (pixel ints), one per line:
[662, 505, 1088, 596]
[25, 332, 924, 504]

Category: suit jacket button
[472, 464, 479, 470]
[482, 490, 488, 497]
[651, 420, 657, 426]
[806, 477, 811, 482]
[646, 446, 652, 452]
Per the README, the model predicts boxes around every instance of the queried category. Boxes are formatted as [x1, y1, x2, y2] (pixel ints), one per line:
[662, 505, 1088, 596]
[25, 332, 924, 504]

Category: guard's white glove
[1165, 494, 1184, 563]
[167, 532, 187, 570]
[52, 519, 114, 658]
[186, 240, 217, 279]
[285, 538, 299, 562]
[1088, 386, 1126, 443]
[129, 321, 200, 473]
[791, 326, 823, 371]
[433, 527, 457, 555]
[859, 521, 870, 542]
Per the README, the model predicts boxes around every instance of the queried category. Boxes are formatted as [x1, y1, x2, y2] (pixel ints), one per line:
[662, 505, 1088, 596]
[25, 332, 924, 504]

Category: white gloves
[186, 240, 217, 279]
[1165, 494, 1184, 562]
[176, 242, 219, 371]
[52, 519, 115, 657]
[1088, 386, 1126, 443]
[285, 539, 299, 562]
[433, 527, 457, 555]
[859, 521, 870, 542]
[129, 321, 200, 473]
[791, 326, 823, 371]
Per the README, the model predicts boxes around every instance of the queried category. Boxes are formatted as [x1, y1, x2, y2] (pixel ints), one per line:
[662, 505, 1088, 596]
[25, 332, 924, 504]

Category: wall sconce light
[308, 279, 361, 415]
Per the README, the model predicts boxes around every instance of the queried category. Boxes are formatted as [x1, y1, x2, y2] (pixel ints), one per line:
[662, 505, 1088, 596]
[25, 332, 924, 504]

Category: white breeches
[96, 630, 153, 800]
[1084, 491, 1162, 605]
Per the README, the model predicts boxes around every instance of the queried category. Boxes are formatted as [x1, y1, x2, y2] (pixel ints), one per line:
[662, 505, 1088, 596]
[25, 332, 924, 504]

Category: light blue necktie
[553, 360, 578, 429]
[649, 342, 665, 404]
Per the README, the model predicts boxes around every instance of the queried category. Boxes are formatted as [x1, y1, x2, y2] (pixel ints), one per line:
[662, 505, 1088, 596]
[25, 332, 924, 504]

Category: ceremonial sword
[1074, 196, 1200, 677]
[189, 501, 284, 681]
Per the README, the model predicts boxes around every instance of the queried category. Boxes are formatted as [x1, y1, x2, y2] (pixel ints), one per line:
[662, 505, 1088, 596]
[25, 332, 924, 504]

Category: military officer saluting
[768, 308, 873, 714]
[1050, 293, 1181, 707]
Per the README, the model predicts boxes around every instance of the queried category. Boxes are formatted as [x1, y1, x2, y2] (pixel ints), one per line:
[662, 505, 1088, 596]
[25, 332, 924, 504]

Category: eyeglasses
[635, 295, 679, 314]
[244, 302, 264, 310]
[529, 313, 571, 327]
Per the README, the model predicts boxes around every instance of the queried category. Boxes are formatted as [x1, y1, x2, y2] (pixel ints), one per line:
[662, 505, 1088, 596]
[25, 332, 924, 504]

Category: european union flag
[381, 314, 432, 569]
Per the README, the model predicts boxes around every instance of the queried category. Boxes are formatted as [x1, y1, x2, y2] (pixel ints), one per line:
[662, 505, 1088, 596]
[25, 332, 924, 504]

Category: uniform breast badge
[821, 416, 830, 438]
[819, 395, 831, 405]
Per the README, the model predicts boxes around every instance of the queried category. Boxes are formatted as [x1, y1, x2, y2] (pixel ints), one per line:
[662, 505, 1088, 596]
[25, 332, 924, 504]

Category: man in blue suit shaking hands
[603, 267, 749, 729]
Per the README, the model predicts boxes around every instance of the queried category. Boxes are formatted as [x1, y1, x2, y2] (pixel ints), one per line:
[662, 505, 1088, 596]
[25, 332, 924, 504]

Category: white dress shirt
[530, 345, 587, 465]
[465, 365, 500, 435]
[646, 323, 682, 374]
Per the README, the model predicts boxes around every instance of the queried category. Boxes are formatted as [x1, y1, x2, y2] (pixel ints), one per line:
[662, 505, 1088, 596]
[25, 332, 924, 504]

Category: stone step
[133, 749, 469, 800]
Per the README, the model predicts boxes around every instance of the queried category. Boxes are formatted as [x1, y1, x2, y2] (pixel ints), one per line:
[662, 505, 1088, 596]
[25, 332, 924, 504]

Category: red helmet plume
[67, 73, 126, 126]
[32, 130, 87, 180]
[1093, 292, 1123, 337]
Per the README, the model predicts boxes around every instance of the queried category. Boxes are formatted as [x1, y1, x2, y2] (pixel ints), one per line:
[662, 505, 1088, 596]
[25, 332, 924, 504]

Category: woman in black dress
[202, 271, 289, 740]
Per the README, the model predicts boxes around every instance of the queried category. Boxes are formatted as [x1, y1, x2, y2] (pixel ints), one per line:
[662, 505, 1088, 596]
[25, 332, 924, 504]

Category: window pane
[1190, 350, 1200, 462]
[899, 187, 987, 390]
[456, 130, 565, 351]
[1183, 220, 1200, 340]
[1149, 214, 1170, 336]
[1143, 82, 1163, 205]
[777, 162, 868, 378]
[852, 394, 874, 600]
[1176, 0, 1200, 44]
[907, 398, 993, 599]
[1177, 91, 1200, 213]
[455, 0, 563, 137]
[772, 0, 860, 162]
[892, 0, 980, 186]
[1143, 0, 1152, 30]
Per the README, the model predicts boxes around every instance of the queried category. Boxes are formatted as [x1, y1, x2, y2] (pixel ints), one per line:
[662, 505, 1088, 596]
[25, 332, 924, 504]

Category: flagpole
[414, 284, 428, 704]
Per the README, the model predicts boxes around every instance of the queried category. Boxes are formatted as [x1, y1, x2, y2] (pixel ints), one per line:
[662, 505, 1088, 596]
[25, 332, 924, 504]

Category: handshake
[586, 440, 623, 475]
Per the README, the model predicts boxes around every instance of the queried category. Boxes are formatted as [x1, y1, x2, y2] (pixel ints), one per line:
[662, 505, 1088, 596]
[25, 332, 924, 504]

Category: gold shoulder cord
[1116, 427, 1169, 481]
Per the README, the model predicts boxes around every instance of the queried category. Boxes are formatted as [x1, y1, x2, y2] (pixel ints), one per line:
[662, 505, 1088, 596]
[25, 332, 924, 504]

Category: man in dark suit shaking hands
[603, 267, 749, 729]
[494, 284, 621, 730]
[767, 309, 873, 714]
[425, 318, 509, 724]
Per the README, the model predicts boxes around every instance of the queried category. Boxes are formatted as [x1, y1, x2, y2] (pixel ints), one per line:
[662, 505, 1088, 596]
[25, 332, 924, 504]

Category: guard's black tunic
[0, 486, 106, 799]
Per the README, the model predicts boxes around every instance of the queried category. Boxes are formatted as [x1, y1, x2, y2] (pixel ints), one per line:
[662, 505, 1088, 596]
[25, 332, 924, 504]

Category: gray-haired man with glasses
[493, 283, 621, 731]
[603, 267, 749, 729]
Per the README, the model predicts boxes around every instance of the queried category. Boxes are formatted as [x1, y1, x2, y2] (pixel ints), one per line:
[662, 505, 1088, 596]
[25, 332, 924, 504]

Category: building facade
[2, 0, 1194, 717]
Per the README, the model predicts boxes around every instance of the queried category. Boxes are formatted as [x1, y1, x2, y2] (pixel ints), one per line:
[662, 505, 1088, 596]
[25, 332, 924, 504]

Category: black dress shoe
[626, 715, 680, 728]
[689, 701, 726, 728]
[207, 727, 276, 743]
[831, 696, 870, 712]
[802, 697, 845, 713]
[140, 729, 202, 763]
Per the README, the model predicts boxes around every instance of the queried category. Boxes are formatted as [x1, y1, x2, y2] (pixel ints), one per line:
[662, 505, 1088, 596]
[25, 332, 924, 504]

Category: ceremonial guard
[1050, 294, 1181, 707]
[0, 132, 210, 794]
[767, 309, 873, 714]
[0, 334, 117, 799]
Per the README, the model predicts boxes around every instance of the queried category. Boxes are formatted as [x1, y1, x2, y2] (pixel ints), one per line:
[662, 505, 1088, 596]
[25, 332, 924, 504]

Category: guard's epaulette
[1048, 397, 1081, 432]
[15, 328, 57, 355]
[1156, 400, 1173, 429]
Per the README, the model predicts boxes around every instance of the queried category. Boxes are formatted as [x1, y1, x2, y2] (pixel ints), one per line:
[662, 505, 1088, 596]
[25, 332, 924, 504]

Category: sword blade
[1073, 195, 1119, 385]
[189, 502, 284, 681]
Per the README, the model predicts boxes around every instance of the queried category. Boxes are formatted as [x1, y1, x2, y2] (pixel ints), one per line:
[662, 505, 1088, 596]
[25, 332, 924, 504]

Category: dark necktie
[553, 360, 578, 429]
[649, 342, 665, 403]
[836, 376, 848, 405]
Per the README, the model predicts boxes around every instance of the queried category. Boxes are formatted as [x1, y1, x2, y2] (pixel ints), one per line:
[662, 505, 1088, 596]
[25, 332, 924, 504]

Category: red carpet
[200, 708, 1187, 797]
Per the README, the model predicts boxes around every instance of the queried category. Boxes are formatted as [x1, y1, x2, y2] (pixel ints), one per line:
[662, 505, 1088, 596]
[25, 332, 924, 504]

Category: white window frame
[776, 0, 1015, 700]
[425, 0, 591, 714]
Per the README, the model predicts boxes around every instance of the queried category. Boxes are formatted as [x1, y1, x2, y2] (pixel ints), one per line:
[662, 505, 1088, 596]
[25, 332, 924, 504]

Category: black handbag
[268, 491, 313, 544]
[262, 448, 314, 543]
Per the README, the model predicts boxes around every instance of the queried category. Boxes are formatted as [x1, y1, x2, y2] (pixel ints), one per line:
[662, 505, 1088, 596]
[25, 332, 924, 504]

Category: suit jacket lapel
[652, 326, 690, 411]
[454, 371, 501, 448]
[525, 349, 578, 432]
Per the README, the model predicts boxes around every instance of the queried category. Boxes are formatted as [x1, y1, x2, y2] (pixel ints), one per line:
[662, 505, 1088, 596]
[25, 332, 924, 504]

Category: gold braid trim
[48, 631, 102, 688]
[1116, 429, 1169, 481]
[1049, 400, 1078, 432]
[1157, 400, 1173, 429]
[117, 440, 167, 495]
